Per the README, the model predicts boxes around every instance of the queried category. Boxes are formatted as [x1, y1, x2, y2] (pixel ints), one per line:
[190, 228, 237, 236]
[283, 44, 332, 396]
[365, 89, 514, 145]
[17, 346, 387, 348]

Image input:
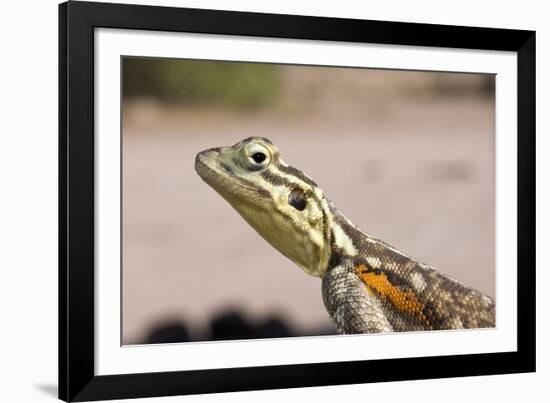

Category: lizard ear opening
[288, 188, 307, 211]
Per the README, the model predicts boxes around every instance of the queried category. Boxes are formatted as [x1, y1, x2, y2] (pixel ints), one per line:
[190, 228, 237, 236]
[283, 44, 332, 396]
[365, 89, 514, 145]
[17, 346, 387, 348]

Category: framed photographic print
[59, 1, 535, 401]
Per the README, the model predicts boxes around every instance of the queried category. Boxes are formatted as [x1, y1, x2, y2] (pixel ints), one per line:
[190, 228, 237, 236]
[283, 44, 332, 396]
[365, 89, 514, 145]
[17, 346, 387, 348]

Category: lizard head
[195, 137, 332, 277]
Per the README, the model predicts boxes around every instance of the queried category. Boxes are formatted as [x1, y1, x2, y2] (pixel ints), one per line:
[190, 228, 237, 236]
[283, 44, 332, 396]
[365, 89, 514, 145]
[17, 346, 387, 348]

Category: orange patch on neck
[355, 264, 430, 326]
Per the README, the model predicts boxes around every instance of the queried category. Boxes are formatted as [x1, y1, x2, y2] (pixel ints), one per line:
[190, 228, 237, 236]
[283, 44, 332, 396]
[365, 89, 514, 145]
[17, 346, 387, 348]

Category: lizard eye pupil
[251, 152, 266, 164]
[288, 189, 307, 211]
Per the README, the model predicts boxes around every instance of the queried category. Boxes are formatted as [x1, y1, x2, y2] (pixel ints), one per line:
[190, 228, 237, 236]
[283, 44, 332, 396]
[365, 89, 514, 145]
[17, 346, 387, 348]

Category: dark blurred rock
[257, 317, 293, 338]
[210, 311, 256, 340]
[301, 325, 338, 337]
[145, 321, 190, 344]
[143, 311, 336, 344]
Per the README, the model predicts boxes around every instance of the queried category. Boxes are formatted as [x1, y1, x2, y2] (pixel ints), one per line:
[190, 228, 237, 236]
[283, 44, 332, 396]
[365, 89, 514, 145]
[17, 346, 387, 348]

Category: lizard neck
[325, 201, 409, 273]
[325, 203, 374, 269]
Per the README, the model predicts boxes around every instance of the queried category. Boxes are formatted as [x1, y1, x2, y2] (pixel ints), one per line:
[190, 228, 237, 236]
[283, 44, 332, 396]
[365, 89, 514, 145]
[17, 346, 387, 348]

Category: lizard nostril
[197, 148, 220, 161]
[204, 147, 221, 155]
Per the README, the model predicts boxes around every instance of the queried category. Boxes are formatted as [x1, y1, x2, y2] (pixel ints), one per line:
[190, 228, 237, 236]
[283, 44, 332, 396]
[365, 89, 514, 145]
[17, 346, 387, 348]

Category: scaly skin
[195, 137, 495, 333]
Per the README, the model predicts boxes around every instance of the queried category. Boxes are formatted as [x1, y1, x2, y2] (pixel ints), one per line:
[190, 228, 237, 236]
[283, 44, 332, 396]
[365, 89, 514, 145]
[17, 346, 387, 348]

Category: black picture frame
[59, 1, 536, 401]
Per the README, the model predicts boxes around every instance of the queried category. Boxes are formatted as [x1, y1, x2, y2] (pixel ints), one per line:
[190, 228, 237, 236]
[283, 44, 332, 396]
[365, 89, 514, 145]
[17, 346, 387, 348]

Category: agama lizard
[195, 137, 495, 333]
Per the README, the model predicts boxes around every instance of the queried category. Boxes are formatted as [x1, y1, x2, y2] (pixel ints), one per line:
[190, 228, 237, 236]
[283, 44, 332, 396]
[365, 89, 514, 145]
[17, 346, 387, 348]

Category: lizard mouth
[195, 152, 258, 193]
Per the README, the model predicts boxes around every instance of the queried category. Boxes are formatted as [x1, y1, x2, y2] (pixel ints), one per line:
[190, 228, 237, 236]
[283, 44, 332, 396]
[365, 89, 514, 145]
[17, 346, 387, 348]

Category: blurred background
[122, 57, 495, 345]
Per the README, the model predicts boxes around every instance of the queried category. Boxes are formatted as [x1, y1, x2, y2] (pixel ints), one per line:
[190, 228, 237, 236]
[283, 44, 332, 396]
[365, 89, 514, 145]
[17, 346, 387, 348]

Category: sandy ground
[122, 97, 495, 344]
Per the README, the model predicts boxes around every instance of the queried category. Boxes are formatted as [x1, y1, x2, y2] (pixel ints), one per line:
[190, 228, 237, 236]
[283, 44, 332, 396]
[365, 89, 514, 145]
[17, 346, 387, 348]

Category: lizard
[194, 137, 495, 334]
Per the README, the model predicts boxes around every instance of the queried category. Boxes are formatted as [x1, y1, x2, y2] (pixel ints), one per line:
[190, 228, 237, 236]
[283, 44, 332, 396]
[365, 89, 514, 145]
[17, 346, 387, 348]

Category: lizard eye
[288, 188, 307, 211]
[251, 152, 266, 163]
[244, 143, 271, 171]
